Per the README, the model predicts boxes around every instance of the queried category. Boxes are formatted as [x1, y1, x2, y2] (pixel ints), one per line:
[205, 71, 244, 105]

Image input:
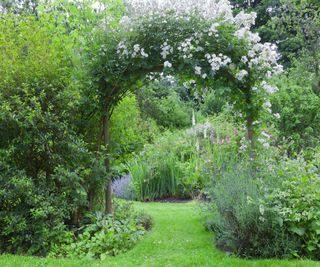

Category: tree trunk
[246, 115, 254, 144]
[105, 178, 113, 214]
[246, 114, 255, 160]
[245, 89, 255, 159]
[88, 118, 103, 211]
[102, 113, 113, 214]
[88, 190, 94, 211]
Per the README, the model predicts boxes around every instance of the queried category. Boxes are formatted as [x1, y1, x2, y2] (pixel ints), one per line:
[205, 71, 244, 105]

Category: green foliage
[49, 201, 152, 259]
[200, 88, 227, 116]
[128, 152, 183, 201]
[0, 0, 39, 15]
[110, 94, 160, 166]
[231, 0, 320, 69]
[207, 160, 299, 258]
[1, 202, 319, 266]
[0, 9, 107, 256]
[271, 77, 320, 152]
[0, 165, 86, 255]
[128, 115, 239, 201]
[267, 0, 319, 67]
[0, 11, 82, 174]
[265, 168, 320, 259]
[206, 148, 320, 260]
[136, 79, 192, 129]
[1, 0, 319, 262]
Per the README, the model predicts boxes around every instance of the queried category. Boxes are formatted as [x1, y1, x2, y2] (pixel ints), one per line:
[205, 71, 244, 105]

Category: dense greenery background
[1, 0, 320, 263]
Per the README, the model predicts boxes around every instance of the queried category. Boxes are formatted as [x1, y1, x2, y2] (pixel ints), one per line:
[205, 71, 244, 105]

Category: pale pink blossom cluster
[246, 43, 282, 74]
[117, 42, 149, 59]
[117, 41, 149, 58]
[183, 79, 197, 88]
[116, 41, 129, 57]
[258, 131, 271, 149]
[261, 81, 278, 94]
[263, 100, 272, 113]
[177, 37, 201, 59]
[118, 0, 283, 97]
[124, 0, 234, 24]
[208, 23, 220, 37]
[234, 10, 257, 28]
[160, 41, 173, 59]
[234, 28, 261, 43]
[164, 61, 172, 68]
[236, 69, 248, 81]
[205, 53, 232, 72]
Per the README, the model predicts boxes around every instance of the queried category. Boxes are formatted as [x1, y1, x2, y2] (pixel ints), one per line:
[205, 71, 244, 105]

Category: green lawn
[1, 201, 320, 267]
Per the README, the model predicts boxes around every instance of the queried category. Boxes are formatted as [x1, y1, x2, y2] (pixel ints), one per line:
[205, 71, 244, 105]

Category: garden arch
[86, 0, 283, 212]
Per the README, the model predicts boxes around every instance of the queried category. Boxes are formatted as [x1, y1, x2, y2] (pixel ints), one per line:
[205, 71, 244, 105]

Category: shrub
[110, 94, 160, 166]
[127, 129, 200, 201]
[265, 169, 320, 259]
[0, 11, 110, 256]
[200, 88, 227, 116]
[49, 201, 152, 259]
[208, 163, 299, 258]
[0, 165, 86, 255]
[270, 77, 320, 153]
[136, 79, 192, 129]
[206, 150, 320, 259]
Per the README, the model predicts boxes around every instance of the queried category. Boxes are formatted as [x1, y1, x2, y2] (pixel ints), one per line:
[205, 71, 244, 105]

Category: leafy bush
[0, 165, 87, 255]
[136, 79, 192, 129]
[207, 162, 299, 258]
[264, 169, 320, 259]
[50, 201, 152, 259]
[271, 77, 320, 153]
[0, 13, 106, 255]
[200, 87, 228, 116]
[110, 94, 160, 166]
[206, 150, 320, 259]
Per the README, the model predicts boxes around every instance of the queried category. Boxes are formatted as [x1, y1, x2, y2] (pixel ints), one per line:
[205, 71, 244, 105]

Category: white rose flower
[164, 61, 172, 68]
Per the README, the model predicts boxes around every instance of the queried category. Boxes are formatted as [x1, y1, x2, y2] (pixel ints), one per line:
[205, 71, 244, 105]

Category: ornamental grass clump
[128, 151, 184, 201]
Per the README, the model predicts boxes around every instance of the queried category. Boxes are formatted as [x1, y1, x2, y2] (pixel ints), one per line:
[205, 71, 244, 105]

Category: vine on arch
[85, 0, 283, 213]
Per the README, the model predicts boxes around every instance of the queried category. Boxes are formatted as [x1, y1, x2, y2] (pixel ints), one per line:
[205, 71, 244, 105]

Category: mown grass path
[1, 201, 320, 267]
